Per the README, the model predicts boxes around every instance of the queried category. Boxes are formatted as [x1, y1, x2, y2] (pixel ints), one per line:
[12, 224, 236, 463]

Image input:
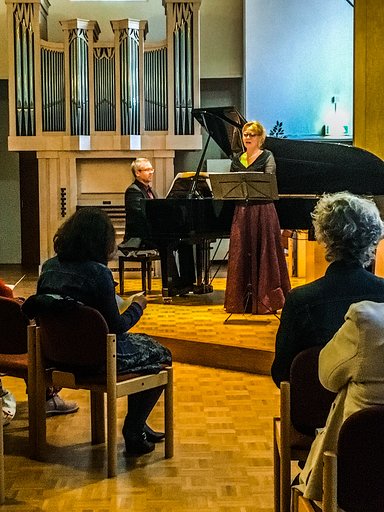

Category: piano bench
[118, 250, 160, 295]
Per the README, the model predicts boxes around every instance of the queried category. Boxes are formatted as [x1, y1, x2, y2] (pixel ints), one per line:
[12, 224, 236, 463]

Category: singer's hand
[133, 294, 148, 310]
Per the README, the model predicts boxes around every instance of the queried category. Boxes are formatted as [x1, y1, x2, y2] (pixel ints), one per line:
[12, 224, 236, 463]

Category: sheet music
[5, 274, 26, 290]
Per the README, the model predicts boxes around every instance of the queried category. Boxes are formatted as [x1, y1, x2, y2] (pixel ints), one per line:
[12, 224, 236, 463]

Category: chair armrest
[52, 370, 77, 388]
[322, 450, 337, 512]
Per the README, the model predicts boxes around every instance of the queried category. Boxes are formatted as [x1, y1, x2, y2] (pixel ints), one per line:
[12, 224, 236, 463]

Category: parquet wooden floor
[0, 264, 297, 510]
[1, 364, 280, 511]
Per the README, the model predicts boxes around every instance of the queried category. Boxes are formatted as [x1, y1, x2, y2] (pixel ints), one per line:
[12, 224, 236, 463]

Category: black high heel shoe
[144, 423, 165, 442]
[124, 431, 155, 456]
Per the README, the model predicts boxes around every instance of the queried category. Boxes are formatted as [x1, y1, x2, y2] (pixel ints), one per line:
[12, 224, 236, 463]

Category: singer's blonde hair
[242, 120, 266, 146]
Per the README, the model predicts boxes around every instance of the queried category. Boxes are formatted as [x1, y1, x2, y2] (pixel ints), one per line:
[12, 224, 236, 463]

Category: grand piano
[134, 106, 384, 297]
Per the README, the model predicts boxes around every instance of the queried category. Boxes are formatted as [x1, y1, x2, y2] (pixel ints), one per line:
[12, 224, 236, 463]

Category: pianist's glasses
[243, 132, 257, 138]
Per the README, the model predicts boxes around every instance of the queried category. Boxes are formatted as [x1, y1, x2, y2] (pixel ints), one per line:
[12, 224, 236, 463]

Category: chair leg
[107, 333, 118, 478]
[90, 391, 105, 444]
[27, 325, 38, 458]
[273, 418, 281, 512]
[141, 261, 147, 293]
[164, 366, 174, 459]
[280, 442, 291, 512]
[147, 261, 152, 291]
[106, 391, 117, 478]
[119, 257, 125, 295]
[33, 329, 48, 461]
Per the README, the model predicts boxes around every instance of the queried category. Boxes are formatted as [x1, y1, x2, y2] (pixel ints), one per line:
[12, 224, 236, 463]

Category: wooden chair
[295, 405, 384, 512]
[273, 346, 336, 512]
[118, 249, 160, 294]
[30, 304, 173, 478]
[0, 296, 29, 380]
[0, 297, 39, 504]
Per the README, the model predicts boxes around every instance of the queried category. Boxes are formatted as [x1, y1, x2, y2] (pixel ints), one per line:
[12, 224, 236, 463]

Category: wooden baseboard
[155, 336, 273, 375]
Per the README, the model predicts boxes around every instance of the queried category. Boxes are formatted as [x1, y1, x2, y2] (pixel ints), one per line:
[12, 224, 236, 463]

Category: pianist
[122, 157, 157, 248]
[122, 158, 196, 295]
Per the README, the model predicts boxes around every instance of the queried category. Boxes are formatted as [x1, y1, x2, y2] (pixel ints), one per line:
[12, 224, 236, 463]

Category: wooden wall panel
[354, 0, 384, 158]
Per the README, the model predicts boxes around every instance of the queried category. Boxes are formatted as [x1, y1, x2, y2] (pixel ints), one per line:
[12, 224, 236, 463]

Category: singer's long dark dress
[224, 151, 291, 314]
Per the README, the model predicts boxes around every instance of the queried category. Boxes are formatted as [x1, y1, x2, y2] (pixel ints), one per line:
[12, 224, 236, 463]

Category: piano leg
[193, 240, 213, 295]
[158, 244, 195, 297]
[158, 246, 174, 298]
[158, 241, 214, 297]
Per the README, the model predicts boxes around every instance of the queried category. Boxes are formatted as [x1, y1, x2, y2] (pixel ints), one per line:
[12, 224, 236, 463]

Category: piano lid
[193, 106, 384, 197]
[265, 137, 384, 196]
[192, 106, 246, 158]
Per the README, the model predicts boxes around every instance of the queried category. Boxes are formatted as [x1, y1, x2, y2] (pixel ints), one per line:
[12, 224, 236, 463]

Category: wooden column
[354, 0, 384, 158]
[354, 2, 384, 275]
[37, 152, 77, 262]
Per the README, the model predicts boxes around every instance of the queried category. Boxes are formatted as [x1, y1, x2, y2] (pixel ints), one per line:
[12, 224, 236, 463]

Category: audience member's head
[130, 158, 155, 186]
[311, 191, 384, 266]
[53, 207, 116, 265]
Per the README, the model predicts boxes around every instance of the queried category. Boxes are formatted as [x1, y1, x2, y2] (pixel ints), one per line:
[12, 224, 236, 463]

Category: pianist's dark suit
[124, 179, 155, 244]
[271, 260, 384, 387]
[124, 180, 196, 294]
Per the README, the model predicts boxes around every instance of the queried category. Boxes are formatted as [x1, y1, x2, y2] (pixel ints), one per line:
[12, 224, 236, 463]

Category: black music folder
[209, 172, 279, 201]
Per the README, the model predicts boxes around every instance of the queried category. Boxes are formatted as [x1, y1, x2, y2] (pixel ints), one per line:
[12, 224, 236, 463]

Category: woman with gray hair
[271, 191, 384, 386]
[312, 191, 384, 266]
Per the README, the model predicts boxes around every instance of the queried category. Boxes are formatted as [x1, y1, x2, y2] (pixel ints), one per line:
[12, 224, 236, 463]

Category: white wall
[244, 0, 353, 138]
[200, 0, 242, 78]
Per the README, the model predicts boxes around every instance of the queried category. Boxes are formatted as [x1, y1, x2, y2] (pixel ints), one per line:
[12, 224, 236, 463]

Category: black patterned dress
[224, 151, 291, 314]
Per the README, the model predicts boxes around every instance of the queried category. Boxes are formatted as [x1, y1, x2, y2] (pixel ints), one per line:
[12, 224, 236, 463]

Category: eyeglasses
[243, 132, 258, 138]
[140, 167, 155, 173]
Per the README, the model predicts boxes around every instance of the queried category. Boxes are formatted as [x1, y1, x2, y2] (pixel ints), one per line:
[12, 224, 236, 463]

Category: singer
[224, 120, 291, 314]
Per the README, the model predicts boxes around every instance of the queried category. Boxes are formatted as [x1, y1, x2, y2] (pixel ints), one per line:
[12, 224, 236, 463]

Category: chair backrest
[38, 305, 109, 371]
[290, 346, 336, 436]
[337, 405, 384, 512]
[0, 296, 29, 354]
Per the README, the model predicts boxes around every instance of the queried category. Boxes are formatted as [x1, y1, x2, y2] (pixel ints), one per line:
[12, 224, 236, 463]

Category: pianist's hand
[132, 294, 148, 311]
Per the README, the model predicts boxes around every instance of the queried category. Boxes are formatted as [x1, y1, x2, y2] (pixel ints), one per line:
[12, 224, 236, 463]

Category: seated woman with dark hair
[34, 207, 172, 455]
[271, 191, 384, 387]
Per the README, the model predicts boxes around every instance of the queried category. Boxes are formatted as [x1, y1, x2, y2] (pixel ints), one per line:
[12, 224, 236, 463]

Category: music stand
[209, 172, 279, 201]
[209, 172, 279, 322]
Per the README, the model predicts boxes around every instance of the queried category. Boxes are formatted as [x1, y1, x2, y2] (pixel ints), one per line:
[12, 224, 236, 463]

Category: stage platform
[127, 277, 281, 375]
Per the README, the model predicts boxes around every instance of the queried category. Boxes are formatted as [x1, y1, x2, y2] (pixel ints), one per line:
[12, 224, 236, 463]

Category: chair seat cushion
[0, 353, 28, 379]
